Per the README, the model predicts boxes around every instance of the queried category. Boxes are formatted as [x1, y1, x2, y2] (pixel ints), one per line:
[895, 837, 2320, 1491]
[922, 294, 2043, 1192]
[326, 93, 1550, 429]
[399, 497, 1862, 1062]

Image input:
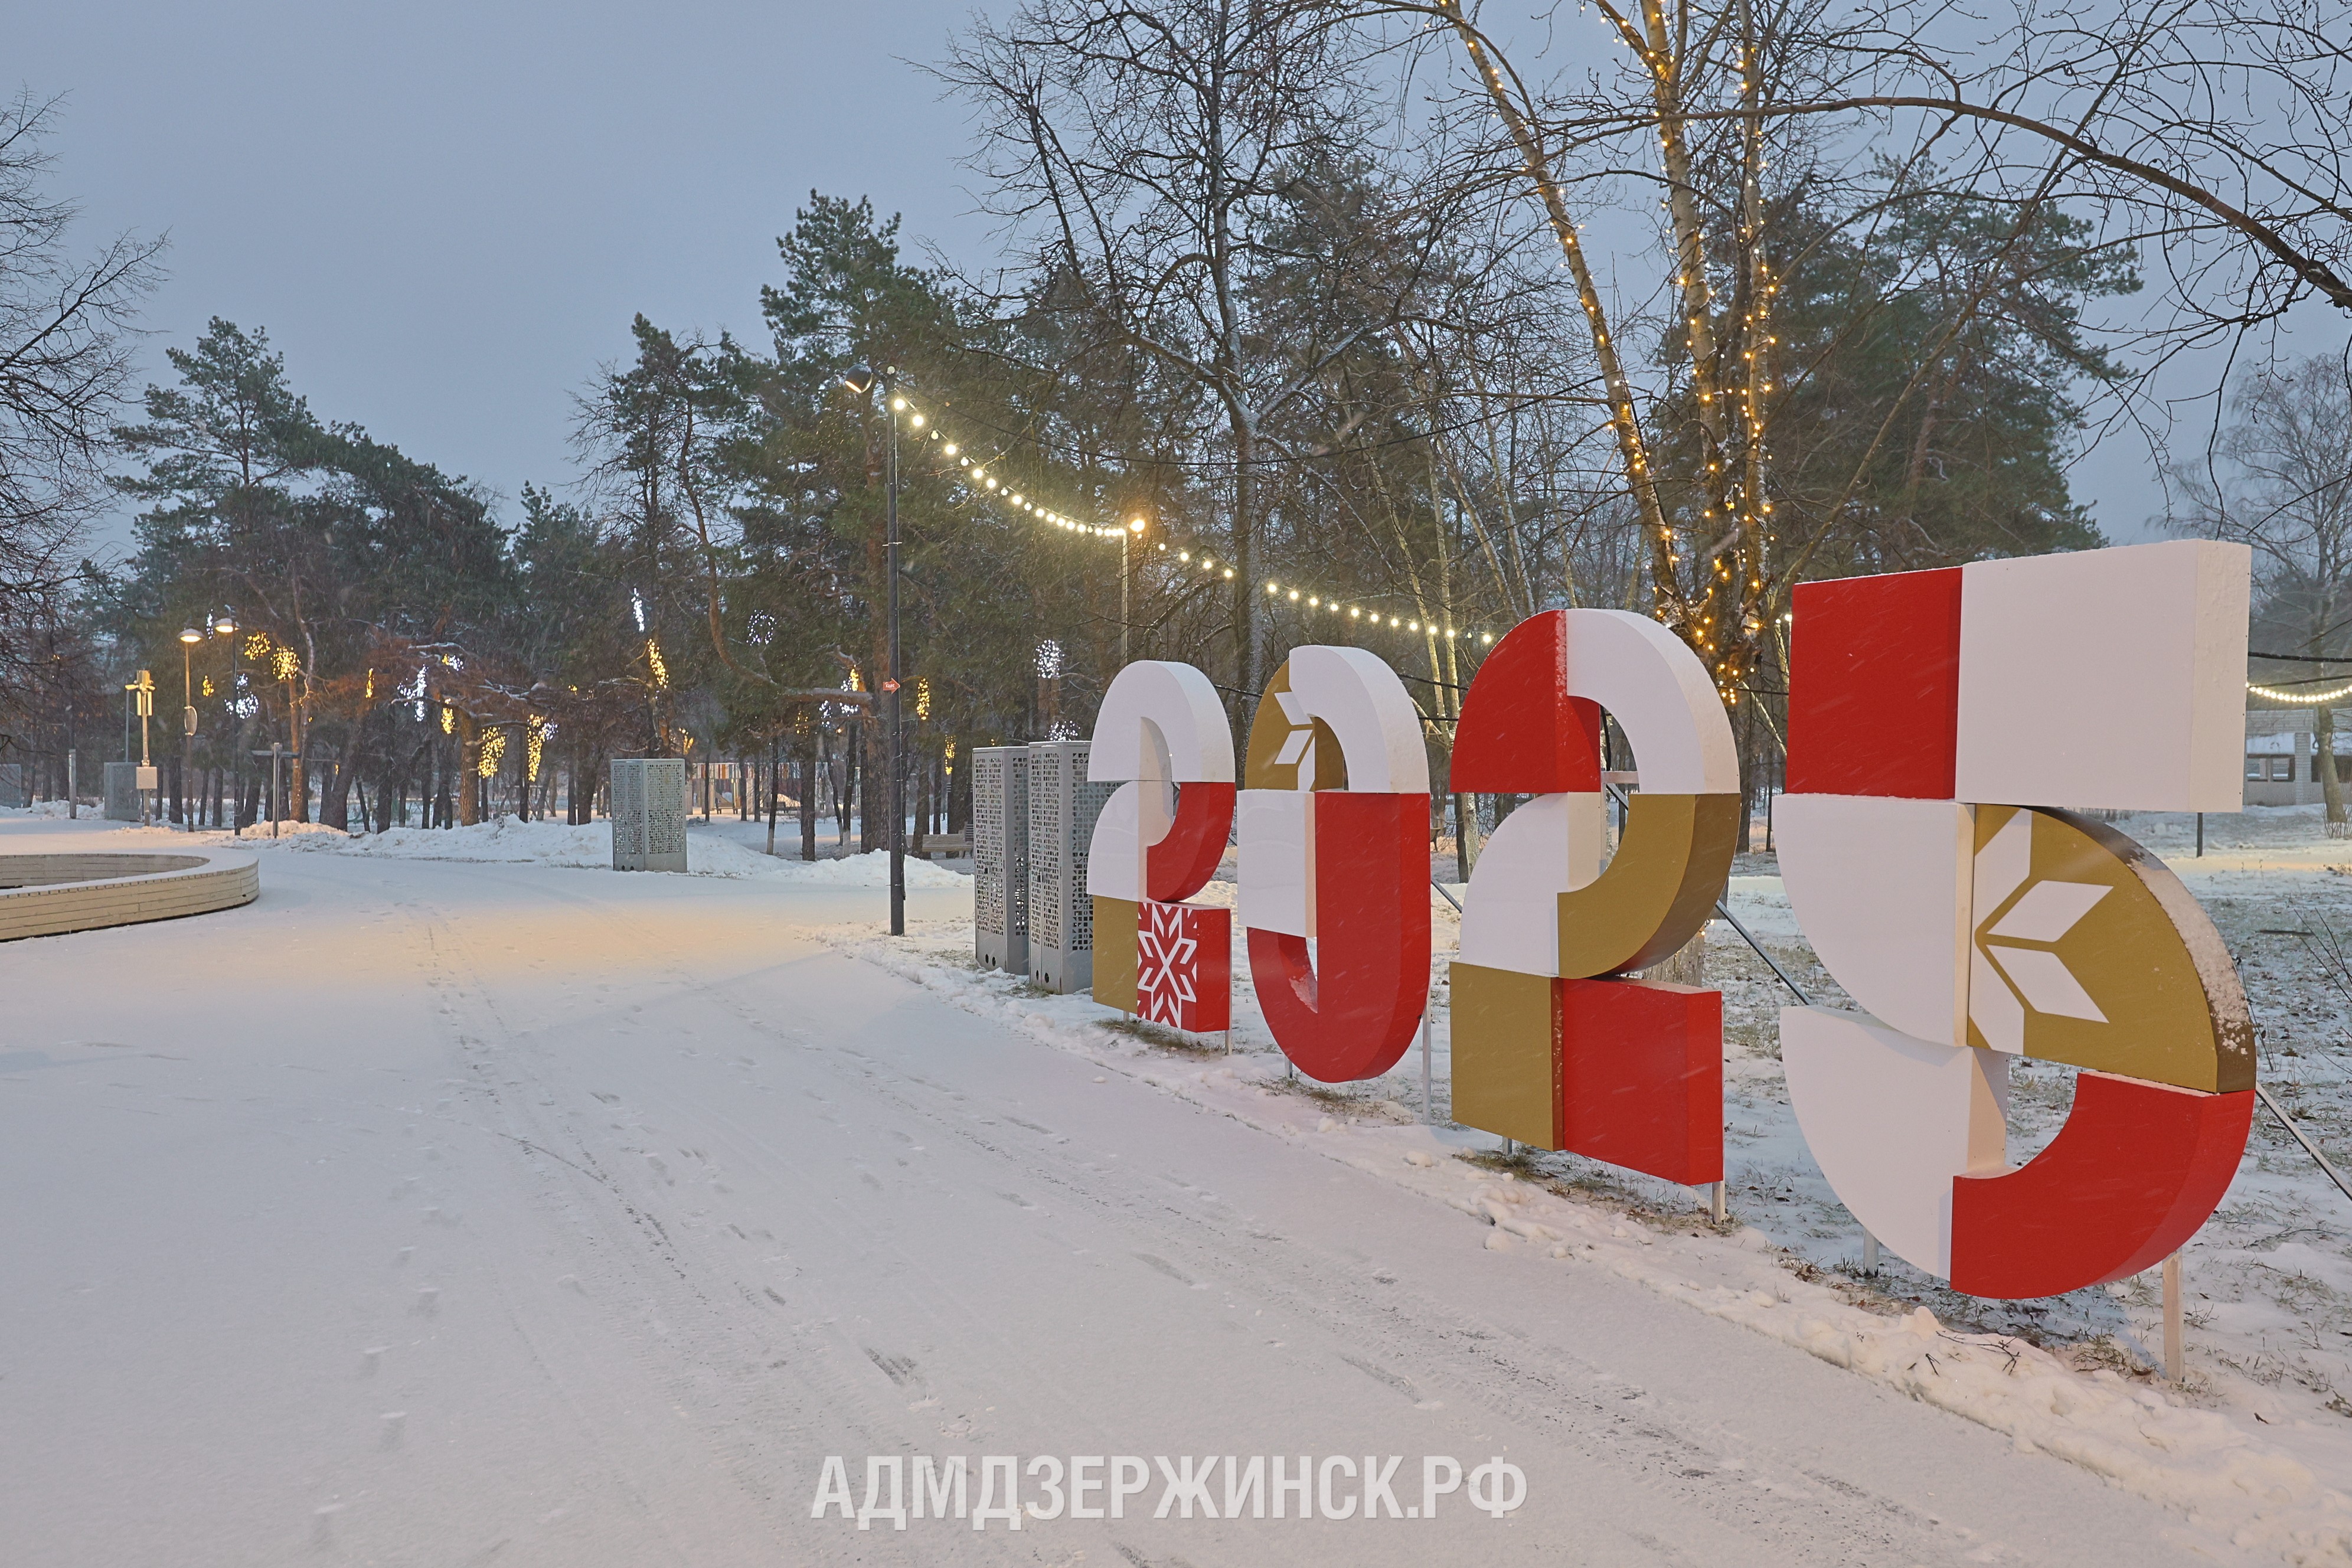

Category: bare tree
[940, 0, 1448, 714]
[0, 91, 162, 720]
[1216, 0, 2352, 848]
[2171, 351, 2352, 827]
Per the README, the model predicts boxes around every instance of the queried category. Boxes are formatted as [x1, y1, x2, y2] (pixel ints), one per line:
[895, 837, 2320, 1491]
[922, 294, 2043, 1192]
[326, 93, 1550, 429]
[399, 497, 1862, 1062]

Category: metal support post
[1420, 1010, 1433, 1124]
[2163, 1252, 2184, 1380]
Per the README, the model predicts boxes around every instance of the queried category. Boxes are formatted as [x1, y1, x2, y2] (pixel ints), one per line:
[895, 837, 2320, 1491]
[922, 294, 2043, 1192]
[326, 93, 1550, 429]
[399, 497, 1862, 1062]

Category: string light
[2250, 680, 2352, 704]
[890, 388, 1506, 648]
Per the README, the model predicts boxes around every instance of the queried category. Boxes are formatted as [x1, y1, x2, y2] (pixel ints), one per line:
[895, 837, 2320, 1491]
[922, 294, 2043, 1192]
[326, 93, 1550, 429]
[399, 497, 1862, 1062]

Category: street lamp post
[841, 364, 905, 937]
[132, 668, 155, 825]
[179, 627, 201, 830]
[215, 613, 240, 834]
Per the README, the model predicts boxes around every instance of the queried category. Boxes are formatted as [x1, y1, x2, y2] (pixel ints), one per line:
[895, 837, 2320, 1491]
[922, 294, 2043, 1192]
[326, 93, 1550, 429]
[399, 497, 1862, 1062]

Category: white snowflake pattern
[1136, 901, 1200, 1025]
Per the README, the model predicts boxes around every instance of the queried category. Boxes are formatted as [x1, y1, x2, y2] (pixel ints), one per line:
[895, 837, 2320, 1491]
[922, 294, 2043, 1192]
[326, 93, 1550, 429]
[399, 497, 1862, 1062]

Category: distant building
[2244, 709, 2352, 805]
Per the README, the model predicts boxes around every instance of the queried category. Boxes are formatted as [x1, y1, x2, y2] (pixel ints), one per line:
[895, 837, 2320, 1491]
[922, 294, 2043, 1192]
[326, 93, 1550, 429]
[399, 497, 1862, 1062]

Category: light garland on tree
[883, 390, 1505, 651]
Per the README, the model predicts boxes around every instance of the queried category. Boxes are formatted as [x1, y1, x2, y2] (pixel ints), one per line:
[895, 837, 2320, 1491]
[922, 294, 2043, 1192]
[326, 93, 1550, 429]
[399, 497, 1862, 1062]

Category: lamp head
[214, 615, 236, 636]
[179, 627, 202, 645]
[839, 365, 876, 397]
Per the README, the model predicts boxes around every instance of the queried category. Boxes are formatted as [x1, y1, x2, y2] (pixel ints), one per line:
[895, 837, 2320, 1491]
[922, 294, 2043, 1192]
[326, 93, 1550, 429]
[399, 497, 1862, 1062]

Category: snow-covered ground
[145, 811, 971, 887]
[0, 805, 2345, 1564]
[824, 805, 2352, 1564]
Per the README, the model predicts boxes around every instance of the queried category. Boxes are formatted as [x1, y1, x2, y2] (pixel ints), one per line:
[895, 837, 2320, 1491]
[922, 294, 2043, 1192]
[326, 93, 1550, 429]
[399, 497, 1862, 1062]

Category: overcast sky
[22, 1, 2322, 563]
[19, 1, 1005, 556]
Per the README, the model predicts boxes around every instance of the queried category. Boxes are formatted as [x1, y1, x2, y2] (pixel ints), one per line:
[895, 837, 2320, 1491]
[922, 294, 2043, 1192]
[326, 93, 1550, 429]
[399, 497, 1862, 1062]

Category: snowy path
[0, 819, 2224, 1565]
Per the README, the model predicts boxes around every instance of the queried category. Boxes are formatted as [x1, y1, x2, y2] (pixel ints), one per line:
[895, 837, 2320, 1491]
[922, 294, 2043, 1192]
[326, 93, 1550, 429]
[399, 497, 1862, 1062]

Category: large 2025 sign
[1080, 538, 2257, 1304]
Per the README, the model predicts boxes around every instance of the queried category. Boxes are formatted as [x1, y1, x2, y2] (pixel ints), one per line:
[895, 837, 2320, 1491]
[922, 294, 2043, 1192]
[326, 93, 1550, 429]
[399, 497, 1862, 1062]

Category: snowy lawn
[812, 805, 2352, 1564]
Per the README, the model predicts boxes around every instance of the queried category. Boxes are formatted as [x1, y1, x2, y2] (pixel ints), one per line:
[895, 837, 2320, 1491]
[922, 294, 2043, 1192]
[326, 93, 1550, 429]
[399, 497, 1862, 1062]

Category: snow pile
[181, 815, 966, 885]
[817, 811, 2352, 1564]
[0, 800, 97, 820]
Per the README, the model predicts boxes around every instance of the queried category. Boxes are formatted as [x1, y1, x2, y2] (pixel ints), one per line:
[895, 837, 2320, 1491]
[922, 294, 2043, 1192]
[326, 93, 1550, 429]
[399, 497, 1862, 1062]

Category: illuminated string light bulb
[2250, 678, 2352, 704]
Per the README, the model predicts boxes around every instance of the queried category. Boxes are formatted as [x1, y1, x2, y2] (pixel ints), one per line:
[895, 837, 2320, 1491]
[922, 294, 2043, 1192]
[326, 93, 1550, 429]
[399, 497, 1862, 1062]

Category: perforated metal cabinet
[103, 761, 142, 822]
[972, 746, 1030, 972]
[610, 757, 689, 872]
[1027, 740, 1116, 993]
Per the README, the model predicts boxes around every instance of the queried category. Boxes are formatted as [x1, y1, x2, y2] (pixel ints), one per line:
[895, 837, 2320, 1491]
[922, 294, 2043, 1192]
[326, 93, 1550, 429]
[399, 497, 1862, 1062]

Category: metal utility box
[972, 746, 1030, 972]
[611, 757, 689, 872]
[1025, 740, 1115, 993]
[104, 762, 143, 821]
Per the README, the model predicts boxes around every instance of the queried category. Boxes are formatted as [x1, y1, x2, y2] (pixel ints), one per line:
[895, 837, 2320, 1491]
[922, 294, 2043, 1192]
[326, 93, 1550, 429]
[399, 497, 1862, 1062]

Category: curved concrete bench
[0, 850, 260, 942]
